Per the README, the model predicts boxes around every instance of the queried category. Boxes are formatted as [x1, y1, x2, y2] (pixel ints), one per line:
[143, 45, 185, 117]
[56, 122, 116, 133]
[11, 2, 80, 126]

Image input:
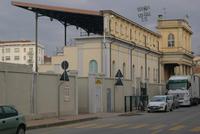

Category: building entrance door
[96, 86, 101, 112]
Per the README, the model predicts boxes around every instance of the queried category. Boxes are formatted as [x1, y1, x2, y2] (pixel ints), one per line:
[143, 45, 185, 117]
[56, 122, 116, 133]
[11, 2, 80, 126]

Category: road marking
[190, 126, 200, 132]
[169, 125, 185, 131]
[75, 123, 97, 128]
[130, 123, 149, 129]
[150, 124, 166, 130]
[110, 124, 130, 128]
[91, 123, 114, 128]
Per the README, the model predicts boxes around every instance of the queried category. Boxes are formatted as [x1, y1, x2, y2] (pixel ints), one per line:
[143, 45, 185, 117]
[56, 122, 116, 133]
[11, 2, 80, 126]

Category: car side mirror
[166, 98, 170, 102]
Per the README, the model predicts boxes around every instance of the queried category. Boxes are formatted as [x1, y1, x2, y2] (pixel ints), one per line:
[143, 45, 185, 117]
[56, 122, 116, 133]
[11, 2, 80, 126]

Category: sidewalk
[27, 113, 122, 130]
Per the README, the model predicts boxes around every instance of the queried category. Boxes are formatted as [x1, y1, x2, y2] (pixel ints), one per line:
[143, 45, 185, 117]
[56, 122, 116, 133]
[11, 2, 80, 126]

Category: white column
[103, 42, 110, 78]
[69, 70, 78, 115]
[179, 65, 183, 75]
[184, 65, 186, 75]
[88, 73, 96, 113]
[78, 48, 83, 76]
[183, 65, 185, 75]
[186, 66, 188, 75]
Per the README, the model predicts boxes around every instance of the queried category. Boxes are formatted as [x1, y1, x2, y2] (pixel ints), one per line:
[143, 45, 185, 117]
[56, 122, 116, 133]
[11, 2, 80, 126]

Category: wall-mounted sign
[96, 79, 102, 85]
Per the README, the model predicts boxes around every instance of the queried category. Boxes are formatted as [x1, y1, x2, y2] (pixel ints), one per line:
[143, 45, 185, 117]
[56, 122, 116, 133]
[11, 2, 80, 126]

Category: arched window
[120, 24, 123, 34]
[112, 60, 116, 77]
[141, 66, 143, 81]
[89, 60, 98, 74]
[132, 65, 135, 81]
[123, 62, 126, 78]
[168, 33, 175, 47]
[156, 69, 158, 82]
[148, 67, 150, 80]
[115, 22, 118, 33]
[153, 68, 155, 81]
[130, 29, 133, 40]
[157, 41, 159, 50]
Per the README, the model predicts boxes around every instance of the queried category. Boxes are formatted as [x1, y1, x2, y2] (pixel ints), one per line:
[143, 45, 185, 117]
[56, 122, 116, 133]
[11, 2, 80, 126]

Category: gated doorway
[95, 86, 102, 112]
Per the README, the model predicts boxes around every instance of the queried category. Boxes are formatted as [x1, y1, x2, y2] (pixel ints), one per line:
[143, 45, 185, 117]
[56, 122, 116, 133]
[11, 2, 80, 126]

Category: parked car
[147, 95, 173, 112]
[0, 105, 26, 134]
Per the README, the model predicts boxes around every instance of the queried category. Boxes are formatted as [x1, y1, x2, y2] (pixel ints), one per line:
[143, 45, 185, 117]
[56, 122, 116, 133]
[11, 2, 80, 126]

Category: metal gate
[124, 96, 148, 112]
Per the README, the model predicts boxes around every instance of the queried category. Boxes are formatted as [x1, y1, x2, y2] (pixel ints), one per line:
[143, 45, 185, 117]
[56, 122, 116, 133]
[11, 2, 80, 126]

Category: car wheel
[17, 126, 25, 134]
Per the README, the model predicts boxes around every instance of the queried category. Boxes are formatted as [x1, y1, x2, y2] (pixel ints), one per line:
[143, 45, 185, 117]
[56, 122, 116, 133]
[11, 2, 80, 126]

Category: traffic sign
[60, 60, 69, 81]
[61, 60, 69, 70]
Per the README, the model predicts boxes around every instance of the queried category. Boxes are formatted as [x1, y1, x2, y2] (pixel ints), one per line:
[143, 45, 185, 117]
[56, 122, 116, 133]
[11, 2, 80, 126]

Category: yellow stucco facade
[105, 12, 160, 52]
[39, 10, 194, 83]
[157, 19, 193, 80]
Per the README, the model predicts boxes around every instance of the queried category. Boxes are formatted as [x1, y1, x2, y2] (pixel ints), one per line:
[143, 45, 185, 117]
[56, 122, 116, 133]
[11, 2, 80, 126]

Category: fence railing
[124, 95, 149, 112]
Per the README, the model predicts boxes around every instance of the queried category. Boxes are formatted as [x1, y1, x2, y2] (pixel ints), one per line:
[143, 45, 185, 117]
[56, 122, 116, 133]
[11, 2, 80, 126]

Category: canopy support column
[64, 22, 67, 46]
[35, 12, 38, 72]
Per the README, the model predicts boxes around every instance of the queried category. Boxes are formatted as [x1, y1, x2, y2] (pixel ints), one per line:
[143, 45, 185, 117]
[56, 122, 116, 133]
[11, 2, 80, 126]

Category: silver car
[147, 95, 173, 112]
[0, 105, 26, 134]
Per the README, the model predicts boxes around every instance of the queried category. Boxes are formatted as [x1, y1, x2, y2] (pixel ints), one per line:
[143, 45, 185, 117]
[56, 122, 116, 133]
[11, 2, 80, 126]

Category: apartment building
[0, 40, 44, 71]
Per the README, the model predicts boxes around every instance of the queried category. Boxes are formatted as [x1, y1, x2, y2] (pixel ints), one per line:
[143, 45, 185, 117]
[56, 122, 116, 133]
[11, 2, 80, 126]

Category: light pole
[114, 69, 123, 111]
[35, 13, 38, 72]
[58, 60, 70, 119]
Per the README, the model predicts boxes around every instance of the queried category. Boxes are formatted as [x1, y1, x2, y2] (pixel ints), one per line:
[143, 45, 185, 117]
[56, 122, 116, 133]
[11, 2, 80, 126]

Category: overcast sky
[0, 0, 200, 56]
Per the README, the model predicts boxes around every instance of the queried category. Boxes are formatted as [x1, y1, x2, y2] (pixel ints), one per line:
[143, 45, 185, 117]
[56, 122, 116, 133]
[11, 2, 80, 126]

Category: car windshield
[168, 80, 188, 90]
[150, 96, 166, 102]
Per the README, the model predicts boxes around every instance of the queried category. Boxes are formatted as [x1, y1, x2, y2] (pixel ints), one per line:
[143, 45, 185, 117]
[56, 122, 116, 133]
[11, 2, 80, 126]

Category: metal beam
[35, 12, 38, 72]
[64, 22, 67, 46]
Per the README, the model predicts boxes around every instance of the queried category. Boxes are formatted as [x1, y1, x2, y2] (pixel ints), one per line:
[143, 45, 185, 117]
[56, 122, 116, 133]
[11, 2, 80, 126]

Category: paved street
[27, 105, 200, 134]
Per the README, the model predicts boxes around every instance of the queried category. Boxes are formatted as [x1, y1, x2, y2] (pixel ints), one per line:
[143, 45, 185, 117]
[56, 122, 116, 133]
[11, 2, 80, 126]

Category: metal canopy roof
[12, 1, 104, 35]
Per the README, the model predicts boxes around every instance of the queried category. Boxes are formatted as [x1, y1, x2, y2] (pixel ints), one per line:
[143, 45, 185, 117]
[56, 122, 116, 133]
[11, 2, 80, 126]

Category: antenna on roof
[137, 0, 151, 22]
[137, 5, 151, 22]
[56, 47, 64, 55]
[163, 8, 167, 18]
[184, 14, 189, 22]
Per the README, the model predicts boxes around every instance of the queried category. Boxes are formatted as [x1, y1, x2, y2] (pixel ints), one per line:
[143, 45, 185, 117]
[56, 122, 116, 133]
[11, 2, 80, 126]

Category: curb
[27, 117, 99, 130]
[118, 110, 145, 116]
